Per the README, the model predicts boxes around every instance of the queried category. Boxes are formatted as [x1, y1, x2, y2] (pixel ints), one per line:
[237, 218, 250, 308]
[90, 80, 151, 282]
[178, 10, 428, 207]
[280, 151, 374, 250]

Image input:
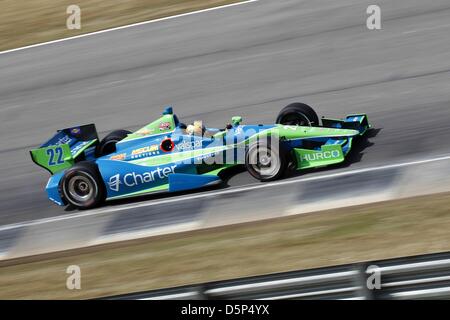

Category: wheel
[245, 137, 288, 182]
[60, 162, 106, 209]
[95, 129, 131, 157]
[276, 102, 319, 126]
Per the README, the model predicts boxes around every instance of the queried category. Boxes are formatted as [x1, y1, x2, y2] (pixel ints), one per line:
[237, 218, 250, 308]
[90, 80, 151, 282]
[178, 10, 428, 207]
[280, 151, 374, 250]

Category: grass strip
[0, 0, 244, 52]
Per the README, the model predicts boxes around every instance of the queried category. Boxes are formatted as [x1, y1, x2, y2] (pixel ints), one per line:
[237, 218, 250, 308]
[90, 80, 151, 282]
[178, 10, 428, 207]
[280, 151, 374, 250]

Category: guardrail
[106, 251, 450, 300]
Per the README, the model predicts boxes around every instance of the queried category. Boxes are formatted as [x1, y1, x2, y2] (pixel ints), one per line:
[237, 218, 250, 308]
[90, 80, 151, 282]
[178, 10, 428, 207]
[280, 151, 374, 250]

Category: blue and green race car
[30, 103, 371, 209]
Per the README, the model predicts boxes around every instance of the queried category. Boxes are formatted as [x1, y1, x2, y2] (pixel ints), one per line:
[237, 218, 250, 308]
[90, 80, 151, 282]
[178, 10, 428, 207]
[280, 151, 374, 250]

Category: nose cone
[339, 128, 360, 137]
[310, 127, 361, 138]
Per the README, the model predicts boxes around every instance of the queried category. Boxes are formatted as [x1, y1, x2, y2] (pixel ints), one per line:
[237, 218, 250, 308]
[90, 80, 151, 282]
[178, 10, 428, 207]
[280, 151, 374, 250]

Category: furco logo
[108, 165, 177, 192]
[301, 150, 341, 162]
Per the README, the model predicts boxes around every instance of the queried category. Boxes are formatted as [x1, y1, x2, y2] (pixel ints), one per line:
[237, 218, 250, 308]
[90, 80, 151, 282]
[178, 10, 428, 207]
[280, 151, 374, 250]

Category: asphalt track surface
[1, 0, 450, 226]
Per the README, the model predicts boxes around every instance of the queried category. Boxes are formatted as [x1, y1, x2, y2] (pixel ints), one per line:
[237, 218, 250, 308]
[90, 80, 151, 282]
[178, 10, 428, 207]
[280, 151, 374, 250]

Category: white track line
[0, 0, 259, 56]
[1, 154, 450, 232]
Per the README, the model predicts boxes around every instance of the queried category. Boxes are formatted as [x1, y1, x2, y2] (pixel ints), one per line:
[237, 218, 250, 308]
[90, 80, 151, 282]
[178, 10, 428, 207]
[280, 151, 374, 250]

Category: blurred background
[1, 0, 450, 299]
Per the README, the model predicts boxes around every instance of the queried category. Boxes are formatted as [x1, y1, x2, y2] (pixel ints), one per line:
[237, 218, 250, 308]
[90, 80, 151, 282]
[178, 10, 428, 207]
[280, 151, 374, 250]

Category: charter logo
[108, 174, 121, 192]
[107, 165, 177, 192]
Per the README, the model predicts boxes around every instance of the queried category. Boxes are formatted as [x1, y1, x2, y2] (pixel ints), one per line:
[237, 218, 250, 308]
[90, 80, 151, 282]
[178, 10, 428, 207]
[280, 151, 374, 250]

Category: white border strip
[0, 0, 259, 56]
[88, 221, 201, 246]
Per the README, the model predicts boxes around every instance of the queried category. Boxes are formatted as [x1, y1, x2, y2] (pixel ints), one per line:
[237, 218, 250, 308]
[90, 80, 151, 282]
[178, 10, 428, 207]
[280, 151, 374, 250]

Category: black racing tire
[245, 137, 288, 182]
[95, 129, 131, 157]
[276, 102, 319, 126]
[60, 162, 106, 209]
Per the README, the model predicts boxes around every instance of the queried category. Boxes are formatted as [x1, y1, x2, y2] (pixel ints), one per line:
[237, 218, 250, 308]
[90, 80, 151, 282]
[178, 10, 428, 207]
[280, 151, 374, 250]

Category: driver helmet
[186, 120, 205, 136]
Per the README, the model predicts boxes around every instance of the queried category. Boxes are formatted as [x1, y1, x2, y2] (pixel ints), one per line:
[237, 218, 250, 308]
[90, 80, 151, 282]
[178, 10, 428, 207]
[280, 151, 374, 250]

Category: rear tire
[245, 138, 288, 182]
[61, 162, 105, 209]
[95, 129, 131, 157]
[276, 102, 319, 126]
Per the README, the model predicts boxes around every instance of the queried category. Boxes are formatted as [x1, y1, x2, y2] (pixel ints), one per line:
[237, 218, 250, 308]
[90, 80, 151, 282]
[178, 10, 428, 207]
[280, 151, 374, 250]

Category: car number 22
[47, 147, 65, 166]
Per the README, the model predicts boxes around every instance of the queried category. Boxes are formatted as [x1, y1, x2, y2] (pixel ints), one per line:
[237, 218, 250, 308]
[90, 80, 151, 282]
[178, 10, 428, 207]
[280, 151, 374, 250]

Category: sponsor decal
[301, 150, 341, 162]
[175, 140, 202, 151]
[110, 153, 126, 161]
[70, 127, 81, 135]
[130, 145, 160, 159]
[131, 145, 159, 155]
[108, 165, 177, 192]
[136, 128, 155, 136]
[194, 152, 216, 163]
[159, 122, 171, 131]
[70, 141, 91, 155]
[108, 174, 121, 192]
[56, 135, 72, 146]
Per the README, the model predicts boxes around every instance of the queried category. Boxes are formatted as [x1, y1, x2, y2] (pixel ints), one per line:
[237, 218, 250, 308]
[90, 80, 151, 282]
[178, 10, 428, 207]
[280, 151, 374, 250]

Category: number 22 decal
[47, 147, 65, 166]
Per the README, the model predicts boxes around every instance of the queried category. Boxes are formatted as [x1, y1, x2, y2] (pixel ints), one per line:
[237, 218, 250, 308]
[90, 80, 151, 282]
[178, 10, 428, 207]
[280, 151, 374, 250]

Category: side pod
[168, 173, 222, 193]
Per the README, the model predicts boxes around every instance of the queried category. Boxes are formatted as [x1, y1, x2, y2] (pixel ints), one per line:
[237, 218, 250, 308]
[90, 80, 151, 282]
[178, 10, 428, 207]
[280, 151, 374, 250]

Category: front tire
[61, 162, 106, 209]
[245, 138, 288, 182]
[276, 102, 319, 126]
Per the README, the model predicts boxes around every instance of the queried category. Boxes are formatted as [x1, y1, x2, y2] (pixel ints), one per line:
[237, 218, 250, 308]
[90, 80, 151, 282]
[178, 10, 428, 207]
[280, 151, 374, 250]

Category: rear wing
[30, 124, 99, 174]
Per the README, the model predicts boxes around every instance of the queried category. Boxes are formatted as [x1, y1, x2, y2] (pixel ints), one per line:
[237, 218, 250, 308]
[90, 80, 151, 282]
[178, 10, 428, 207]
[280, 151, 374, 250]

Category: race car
[30, 103, 371, 209]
